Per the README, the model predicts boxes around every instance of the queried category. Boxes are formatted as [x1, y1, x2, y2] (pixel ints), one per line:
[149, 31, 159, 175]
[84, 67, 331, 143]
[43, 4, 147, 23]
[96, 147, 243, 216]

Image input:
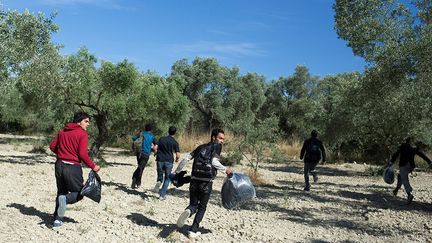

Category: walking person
[153, 126, 180, 200]
[49, 111, 101, 228]
[390, 137, 432, 204]
[175, 128, 233, 237]
[300, 130, 326, 191]
[131, 124, 158, 189]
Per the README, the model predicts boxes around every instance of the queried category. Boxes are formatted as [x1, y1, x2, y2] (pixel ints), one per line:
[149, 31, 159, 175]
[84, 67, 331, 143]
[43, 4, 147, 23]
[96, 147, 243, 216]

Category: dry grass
[278, 139, 302, 160]
[245, 169, 267, 186]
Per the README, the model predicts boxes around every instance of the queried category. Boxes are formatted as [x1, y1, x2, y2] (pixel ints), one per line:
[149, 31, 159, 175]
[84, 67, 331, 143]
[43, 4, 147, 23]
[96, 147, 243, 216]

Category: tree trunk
[90, 110, 109, 158]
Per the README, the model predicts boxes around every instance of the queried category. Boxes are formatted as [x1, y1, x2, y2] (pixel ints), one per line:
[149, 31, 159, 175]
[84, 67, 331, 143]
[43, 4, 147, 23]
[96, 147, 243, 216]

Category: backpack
[191, 142, 221, 179]
[306, 139, 321, 162]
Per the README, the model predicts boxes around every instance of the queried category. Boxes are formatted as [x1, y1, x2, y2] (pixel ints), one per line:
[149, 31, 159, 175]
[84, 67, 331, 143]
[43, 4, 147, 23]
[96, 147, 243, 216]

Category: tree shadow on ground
[126, 213, 212, 239]
[0, 154, 53, 165]
[101, 181, 155, 200]
[0, 137, 41, 144]
[6, 203, 78, 228]
[264, 162, 369, 178]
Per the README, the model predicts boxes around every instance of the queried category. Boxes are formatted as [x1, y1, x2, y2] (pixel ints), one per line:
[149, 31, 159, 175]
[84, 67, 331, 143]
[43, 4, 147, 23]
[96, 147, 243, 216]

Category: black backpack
[306, 139, 321, 162]
[191, 142, 221, 179]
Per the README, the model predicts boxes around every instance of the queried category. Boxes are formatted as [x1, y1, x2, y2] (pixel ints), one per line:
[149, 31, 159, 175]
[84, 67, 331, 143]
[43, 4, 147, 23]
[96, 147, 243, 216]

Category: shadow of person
[6, 203, 78, 227]
[126, 212, 212, 239]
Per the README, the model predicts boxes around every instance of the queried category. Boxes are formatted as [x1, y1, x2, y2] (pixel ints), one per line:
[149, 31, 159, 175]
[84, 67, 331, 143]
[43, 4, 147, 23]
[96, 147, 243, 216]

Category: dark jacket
[391, 142, 431, 169]
[300, 137, 326, 163]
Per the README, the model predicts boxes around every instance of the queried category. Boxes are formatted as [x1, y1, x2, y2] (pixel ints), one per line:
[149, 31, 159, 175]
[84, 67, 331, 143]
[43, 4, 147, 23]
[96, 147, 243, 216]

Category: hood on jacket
[64, 123, 83, 131]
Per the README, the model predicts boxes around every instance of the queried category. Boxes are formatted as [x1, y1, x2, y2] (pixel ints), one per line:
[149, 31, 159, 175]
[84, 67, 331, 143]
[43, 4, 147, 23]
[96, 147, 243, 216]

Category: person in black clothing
[175, 128, 233, 238]
[390, 137, 432, 204]
[153, 126, 180, 200]
[300, 130, 326, 191]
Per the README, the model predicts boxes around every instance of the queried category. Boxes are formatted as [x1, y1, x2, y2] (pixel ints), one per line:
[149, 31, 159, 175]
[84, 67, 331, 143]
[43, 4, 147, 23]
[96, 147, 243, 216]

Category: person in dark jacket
[174, 128, 233, 238]
[300, 130, 326, 191]
[49, 111, 101, 228]
[390, 137, 432, 204]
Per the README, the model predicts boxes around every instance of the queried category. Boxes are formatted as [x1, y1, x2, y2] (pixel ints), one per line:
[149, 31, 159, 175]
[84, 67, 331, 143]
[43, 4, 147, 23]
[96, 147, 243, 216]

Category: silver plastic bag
[221, 172, 256, 209]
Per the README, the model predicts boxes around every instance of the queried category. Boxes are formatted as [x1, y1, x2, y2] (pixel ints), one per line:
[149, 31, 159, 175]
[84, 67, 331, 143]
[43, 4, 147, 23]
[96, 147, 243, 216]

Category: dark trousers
[54, 160, 84, 220]
[186, 179, 213, 228]
[132, 153, 150, 186]
[304, 161, 318, 187]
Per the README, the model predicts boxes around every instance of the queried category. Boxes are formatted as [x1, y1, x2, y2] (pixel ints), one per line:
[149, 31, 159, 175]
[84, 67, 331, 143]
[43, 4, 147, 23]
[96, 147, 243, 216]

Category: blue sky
[2, 0, 365, 80]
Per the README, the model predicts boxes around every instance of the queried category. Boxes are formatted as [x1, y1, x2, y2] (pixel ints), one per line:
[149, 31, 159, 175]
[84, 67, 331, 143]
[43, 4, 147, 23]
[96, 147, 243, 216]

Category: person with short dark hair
[49, 111, 101, 228]
[175, 128, 233, 238]
[131, 123, 158, 189]
[153, 126, 180, 199]
[300, 130, 326, 191]
[390, 137, 432, 204]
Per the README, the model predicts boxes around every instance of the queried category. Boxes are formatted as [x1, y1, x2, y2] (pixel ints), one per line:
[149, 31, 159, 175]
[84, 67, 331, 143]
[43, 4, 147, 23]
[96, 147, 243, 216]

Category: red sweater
[50, 123, 96, 170]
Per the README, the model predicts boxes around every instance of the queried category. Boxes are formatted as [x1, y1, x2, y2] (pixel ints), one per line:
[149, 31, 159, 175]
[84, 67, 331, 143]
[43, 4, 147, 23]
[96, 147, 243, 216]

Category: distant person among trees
[131, 124, 158, 189]
[49, 111, 101, 228]
[390, 137, 432, 205]
[175, 128, 233, 238]
[300, 130, 326, 191]
[153, 126, 180, 200]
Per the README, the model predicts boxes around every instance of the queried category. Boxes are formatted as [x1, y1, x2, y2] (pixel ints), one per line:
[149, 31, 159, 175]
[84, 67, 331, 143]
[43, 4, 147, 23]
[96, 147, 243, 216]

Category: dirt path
[0, 135, 431, 242]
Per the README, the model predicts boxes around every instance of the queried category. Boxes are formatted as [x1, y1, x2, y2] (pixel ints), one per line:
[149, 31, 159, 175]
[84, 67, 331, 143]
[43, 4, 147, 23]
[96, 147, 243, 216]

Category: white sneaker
[53, 219, 63, 228]
[188, 230, 201, 238]
[176, 209, 191, 227]
[57, 195, 67, 217]
[153, 181, 162, 193]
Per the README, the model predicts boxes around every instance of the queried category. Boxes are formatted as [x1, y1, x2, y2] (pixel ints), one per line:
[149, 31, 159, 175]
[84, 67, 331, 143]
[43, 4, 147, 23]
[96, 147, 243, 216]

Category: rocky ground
[1, 134, 432, 242]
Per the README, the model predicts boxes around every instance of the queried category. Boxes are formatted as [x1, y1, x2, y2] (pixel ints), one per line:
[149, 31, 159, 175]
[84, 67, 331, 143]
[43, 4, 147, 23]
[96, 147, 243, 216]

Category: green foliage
[231, 115, 280, 172]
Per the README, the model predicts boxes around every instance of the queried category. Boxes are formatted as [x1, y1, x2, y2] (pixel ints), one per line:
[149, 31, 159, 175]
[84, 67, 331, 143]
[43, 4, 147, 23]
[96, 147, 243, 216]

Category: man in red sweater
[50, 112, 101, 228]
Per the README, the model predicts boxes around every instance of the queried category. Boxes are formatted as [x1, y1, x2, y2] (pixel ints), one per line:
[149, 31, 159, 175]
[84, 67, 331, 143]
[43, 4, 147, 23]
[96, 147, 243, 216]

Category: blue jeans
[156, 161, 173, 197]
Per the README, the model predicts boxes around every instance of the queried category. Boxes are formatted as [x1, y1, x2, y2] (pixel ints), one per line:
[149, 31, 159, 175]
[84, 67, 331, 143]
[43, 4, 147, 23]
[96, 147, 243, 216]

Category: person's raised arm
[175, 153, 192, 173]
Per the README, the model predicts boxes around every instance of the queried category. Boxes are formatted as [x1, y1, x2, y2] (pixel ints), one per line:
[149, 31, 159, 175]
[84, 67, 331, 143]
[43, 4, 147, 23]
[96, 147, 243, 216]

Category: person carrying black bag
[300, 130, 326, 191]
[49, 112, 101, 228]
[174, 128, 233, 238]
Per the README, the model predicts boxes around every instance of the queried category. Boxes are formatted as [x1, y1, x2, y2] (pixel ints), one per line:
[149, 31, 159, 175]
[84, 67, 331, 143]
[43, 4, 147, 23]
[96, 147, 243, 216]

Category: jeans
[156, 161, 173, 197]
[304, 161, 318, 187]
[54, 160, 84, 220]
[132, 153, 150, 186]
[186, 179, 213, 227]
[395, 163, 413, 194]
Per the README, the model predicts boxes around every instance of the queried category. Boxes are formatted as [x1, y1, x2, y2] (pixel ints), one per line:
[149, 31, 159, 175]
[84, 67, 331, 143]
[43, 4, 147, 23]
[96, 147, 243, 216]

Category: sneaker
[153, 181, 162, 193]
[176, 209, 191, 227]
[304, 185, 310, 191]
[159, 196, 166, 201]
[53, 219, 63, 228]
[407, 194, 414, 205]
[57, 195, 67, 218]
[131, 178, 137, 189]
[313, 175, 319, 183]
[188, 230, 201, 238]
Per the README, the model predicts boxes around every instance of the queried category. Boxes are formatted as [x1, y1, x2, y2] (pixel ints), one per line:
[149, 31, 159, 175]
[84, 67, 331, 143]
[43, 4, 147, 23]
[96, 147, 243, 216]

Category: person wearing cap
[300, 130, 326, 191]
[390, 137, 432, 204]
[49, 111, 101, 228]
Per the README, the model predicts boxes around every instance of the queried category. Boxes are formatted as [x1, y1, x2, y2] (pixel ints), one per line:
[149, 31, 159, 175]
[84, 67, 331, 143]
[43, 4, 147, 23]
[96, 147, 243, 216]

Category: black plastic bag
[168, 171, 191, 188]
[383, 164, 395, 184]
[221, 172, 256, 209]
[80, 170, 102, 203]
